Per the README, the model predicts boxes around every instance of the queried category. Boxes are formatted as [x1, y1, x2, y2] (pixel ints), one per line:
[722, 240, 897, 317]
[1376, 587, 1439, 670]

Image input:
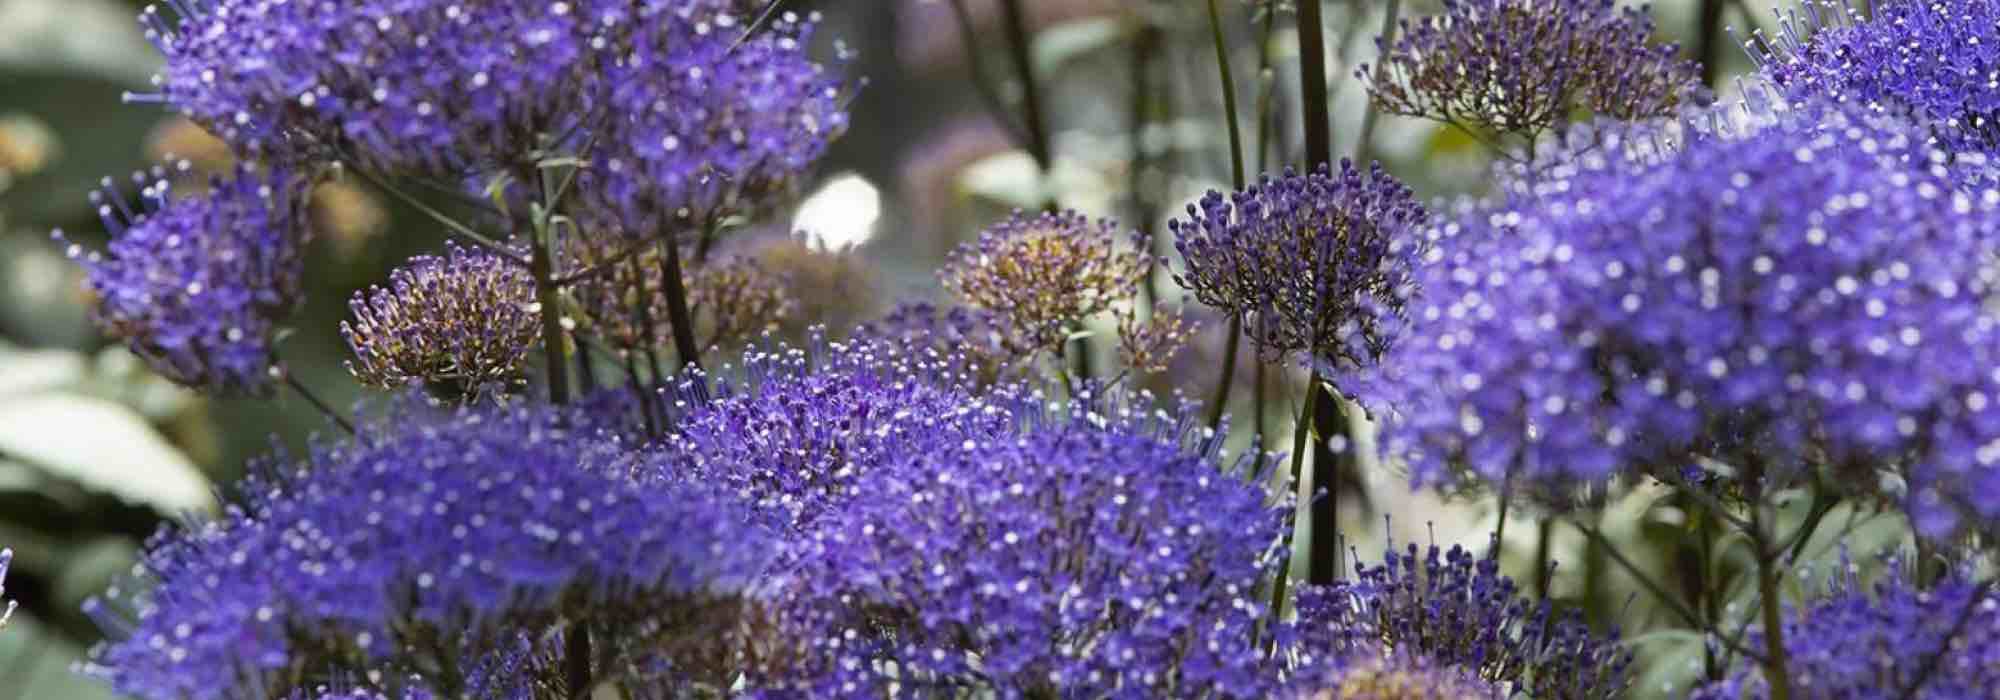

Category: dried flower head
[83, 400, 771, 699]
[1743, 0, 2000, 159]
[1285, 648, 1502, 700]
[1360, 0, 1700, 140]
[1355, 106, 2000, 531]
[341, 244, 540, 395]
[759, 402, 1287, 697]
[1118, 307, 1200, 375]
[1692, 566, 2000, 700]
[1289, 538, 1630, 697]
[568, 240, 797, 358]
[58, 164, 312, 396]
[942, 209, 1151, 356]
[750, 234, 881, 340]
[1170, 161, 1427, 378]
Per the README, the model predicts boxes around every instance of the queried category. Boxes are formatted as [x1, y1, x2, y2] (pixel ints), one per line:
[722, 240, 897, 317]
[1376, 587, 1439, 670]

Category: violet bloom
[1357, 105, 2000, 534]
[342, 243, 541, 395]
[757, 402, 1288, 697]
[649, 336, 1021, 534]
[1170, 161, 1427, 379]
[1360, 0, 1701, 140]
[1288, 540, 1630, 697]
[134, 0, 632, 176]
[59, 165, 312, 396]
[1744, 0, 2000, 160]
[582, 7, 848, 237]
[83, 399, 770, 699]
[1692, 568, 2000, 699]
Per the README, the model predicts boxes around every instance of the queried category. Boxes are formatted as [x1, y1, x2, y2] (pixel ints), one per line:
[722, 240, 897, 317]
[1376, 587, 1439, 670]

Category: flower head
[759, 401, 1287, 697]
[1692, 567, 2000, 700]
[59, 164, 312, 396]
[1289, 538, 1630, 697]
[1360, 106, 2000, 524]
[1743, 0, 2000, 159]
[341, 244, 540, 395]
[1285, 647, 1502, 700]
[84, 399, 770, 699]
[1360, 0, 1701, 138]
[649, 336, 1020, 535]
[942, 210, 1153, 356]
[581, 7, 848, 237]
[1170, 161, 1427, 378]
[136, 0, 630, 176]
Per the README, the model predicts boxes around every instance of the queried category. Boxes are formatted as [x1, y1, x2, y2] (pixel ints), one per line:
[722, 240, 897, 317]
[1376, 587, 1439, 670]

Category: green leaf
[0, 393, 213, 514]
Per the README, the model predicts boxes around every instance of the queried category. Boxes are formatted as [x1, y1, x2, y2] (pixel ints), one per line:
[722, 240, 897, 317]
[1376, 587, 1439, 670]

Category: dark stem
[1269, 375, 1323, 617]
[1573, 519, 1767, 662]
[282, 371, 355, 435]
[1695, 0, 1728, 87]
[658, 237, 704, 371]
[1251, 359, 1268, 445]
[1533, 518, 1554, 599]
[1128, 23, 1163, 309]
[1751, 506, 1794, 700]
[998, 0, 1053, 174]
[565, 622, 593, 699]
[1306, 385, 1344, 585]
[945, 0, 1029, 146]
[530, 228, 573, 405]
[1297, 0, 1334, 169]
[1206, 316, 1244, 431]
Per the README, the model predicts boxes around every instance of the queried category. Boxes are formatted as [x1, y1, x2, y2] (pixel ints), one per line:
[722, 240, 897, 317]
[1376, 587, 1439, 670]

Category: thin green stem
[1751, 507, 1794, 700]
[342, 164, 526, 266]
[1269, 376, 1322, 618]
[1352, 0, 1403, 164]
[658, 236, 704, 371]
[281, 370, 355, 435]
[1203, 0, 1250, 432]
[1298, 0, 1334, 169]
[531, 220, 572, 406]
[998, 0, 1053, 174]
[1573, 519, 1767, 663]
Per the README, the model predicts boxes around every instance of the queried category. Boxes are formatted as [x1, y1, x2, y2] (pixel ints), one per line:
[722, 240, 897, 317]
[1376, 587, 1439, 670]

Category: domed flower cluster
[1360, 0, 1701, 140]
[83, 399, 771, 700]
[1745, 0, 2000, 159]
[1358, 106, 2000, 533]
[137, 0, 629, 174]
[59, 165, 313, 396]
[1692, 569, 2000, 699]
[1288, 540, 1630, 697]
[1170, 161, 1427, 377]
[648, 337, 1021, 534]
[341, 244, 541, 395]
[758, 402, 1287, 697]
[580, 7, 848, 237]
[941, 210, 1154, 358]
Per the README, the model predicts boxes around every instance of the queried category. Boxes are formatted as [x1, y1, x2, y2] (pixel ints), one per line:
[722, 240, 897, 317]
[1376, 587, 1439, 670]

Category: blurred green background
[0, 1, 1815, 697]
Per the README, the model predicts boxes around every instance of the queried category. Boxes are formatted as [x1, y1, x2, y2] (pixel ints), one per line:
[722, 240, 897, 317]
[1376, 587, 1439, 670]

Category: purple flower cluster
[580, 7, 848, 237]
[1288, 540, 1630, 697]
[59, 165, 312, 396]
[1745, 0, 2000, 159]
[1692, 569, 2000, 700]
[1357, 106, 2000, 532]
[1360, 0, 1701, 139]
[136, 0, 626, 174]
[83, 399, 770, 699]
[1170, 161, 1427, 377]
[342, 243, 541, 394]
[647, 336, 1021, 534]
[758, 404, 1287, 697]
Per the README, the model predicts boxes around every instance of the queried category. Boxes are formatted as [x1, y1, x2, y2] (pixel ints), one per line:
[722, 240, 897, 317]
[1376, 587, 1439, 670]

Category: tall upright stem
[1269, 371, 1323, 618]
[531, 223, 572, 405]
[1297, 0, 1334, 171]
[1752, 506, 1794, 700]
[658, 237, 703, 371]
[1695, 0, 1728, 87]
[1204, 0, 1250, 432]
[999, 0, 1053, 176]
